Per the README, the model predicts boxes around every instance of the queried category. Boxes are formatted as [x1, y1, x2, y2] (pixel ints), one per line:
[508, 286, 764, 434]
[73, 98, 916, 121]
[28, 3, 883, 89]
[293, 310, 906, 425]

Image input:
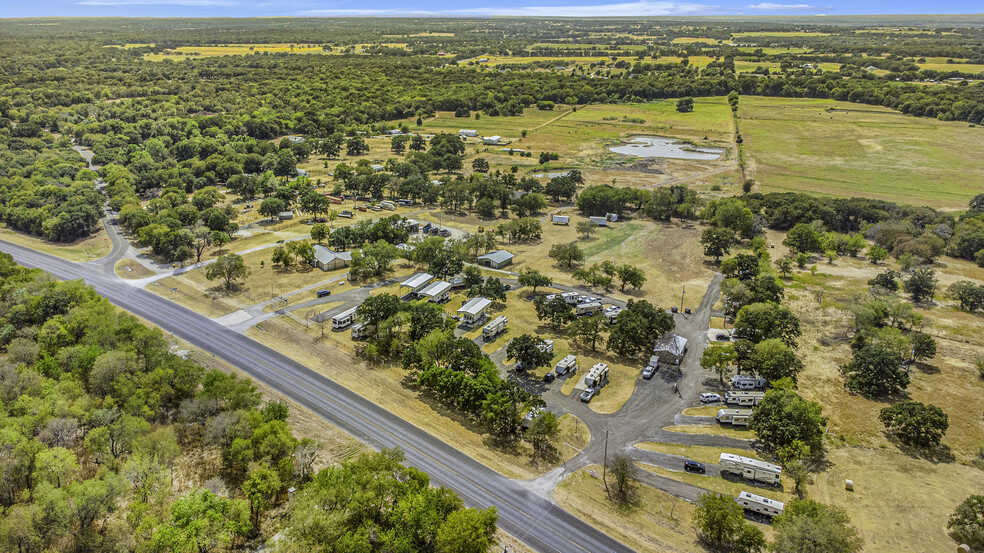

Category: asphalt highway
[0, 240, 634, 553]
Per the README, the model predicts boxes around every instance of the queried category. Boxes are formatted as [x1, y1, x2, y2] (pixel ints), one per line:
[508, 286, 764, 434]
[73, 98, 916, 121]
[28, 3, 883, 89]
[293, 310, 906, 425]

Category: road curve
[0, 240, 634, 553]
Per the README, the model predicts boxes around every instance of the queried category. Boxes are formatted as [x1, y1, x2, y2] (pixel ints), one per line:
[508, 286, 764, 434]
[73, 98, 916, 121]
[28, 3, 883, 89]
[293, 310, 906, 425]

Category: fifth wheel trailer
[725, 391, 765, 406]
[331, 307, 359, 330]
[718, 453, 782, 486]
[483, 316, 508, 340]
[736, 491, 785, 518]
[716, 408, 753, 426]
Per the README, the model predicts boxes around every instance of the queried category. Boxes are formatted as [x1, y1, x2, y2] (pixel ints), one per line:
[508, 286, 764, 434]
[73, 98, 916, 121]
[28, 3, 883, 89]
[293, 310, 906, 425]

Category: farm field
[739, 96, 984, 208]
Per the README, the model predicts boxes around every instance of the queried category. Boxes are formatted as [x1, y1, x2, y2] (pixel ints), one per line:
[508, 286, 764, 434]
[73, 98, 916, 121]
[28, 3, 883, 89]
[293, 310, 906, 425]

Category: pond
[609, 136, 725, 160]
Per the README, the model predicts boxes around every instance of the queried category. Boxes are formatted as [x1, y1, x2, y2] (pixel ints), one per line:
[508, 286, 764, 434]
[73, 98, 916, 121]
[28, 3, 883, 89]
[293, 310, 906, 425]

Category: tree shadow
[883, 433, 955, 463]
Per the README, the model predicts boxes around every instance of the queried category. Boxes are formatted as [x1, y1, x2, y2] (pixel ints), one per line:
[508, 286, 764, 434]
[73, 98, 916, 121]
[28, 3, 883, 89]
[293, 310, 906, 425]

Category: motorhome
[584, 363, 610, 388]
[725, 391, 765, 406]
[554, 355, 578, 375]
[331, 307, 359, 330]
[731, 375, 768, 390]
[575, 302, 603, 316]
[719, 453, 782, 486]
[482, 316, 508, 340]
[716, 409, 753, 426]
[736, 491, 784, 518]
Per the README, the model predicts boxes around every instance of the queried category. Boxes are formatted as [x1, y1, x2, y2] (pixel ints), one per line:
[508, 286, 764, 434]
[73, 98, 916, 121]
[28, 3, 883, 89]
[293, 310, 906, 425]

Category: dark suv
[316, 290, 331, 298]
[683, 460, 706, 474]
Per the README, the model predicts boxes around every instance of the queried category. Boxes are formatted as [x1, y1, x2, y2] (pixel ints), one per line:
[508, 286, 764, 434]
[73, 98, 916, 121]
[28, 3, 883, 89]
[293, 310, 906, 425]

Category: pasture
[739, 96, 984, 209]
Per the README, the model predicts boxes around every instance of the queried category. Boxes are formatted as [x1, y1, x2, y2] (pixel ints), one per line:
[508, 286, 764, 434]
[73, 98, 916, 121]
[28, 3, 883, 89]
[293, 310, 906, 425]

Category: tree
[868, 270, 900, 293]
[462, 265, 484, 289]
[356, 293, 402, 329]
[527, 411, 559, 463]
[616, 264, 646, 291]
[205, 254, 249, 290]
[747, 338, 803, 382]
[192, 225, 213, 263]
[841, 344, 908, 398]
[32, 447, 77, 488]
[748, 389, 826, 453]
[545, 176, 577, 202]
[258, 197, 286, 221]
[506, 334, 553, 371]
[533, 294, 575, 330]
[517, 268, 551, 293]
[879, 401, 948, 449]
[733, 302, 801, 348]
[910, 332, 936, 362]
[241, 464, 281, 535]
[775, 257, 793, 278]
[903, 268, 937, 303]
[350, 240, 399, 279]
[867, 244, 889, 264]
[211, 230, 230, 252]
[345, 135, 369, 156]
[271, 245, 295, 269]
[608, 300, 675, 357]
[948, 495, 984, 551]
[434, 507, 499, 553]
[310, 223, 329, 243]
[700, 227, 736, 262]
[390, 134, 408, 154]
[153, 488, 250, 552]
[701, 342, 737, 384]
[784, 223, 822, 254]
[676, 96, 694, 113]
[569, 313, 606, 351]
[949, 280, 984, 311]
[471, 157, 489, 173]
[773, 499, 863, 553]
[692, 492, 766, 553]
[549, 242, 584, 268]
[606, 454, 637, 506]
[576, 220, 597, 240]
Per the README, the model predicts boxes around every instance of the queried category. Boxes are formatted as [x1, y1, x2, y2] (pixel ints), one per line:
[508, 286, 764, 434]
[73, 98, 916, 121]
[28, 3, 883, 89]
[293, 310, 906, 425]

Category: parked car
[700, 393, 722, 403]
[580, 387, 597, 403]
[715, 333, 732, 341]
[504, 284, 512, 290]
[316, 290, 331, 298]
[684, 460, 706, 474]
[245, 204, 253, 208]
[542, 372, 556, 383]
[339, 210, 354, 218]
[642, 365, 657, 380]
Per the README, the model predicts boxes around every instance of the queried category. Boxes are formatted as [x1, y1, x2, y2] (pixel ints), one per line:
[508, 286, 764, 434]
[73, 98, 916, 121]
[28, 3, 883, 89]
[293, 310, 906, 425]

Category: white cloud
[301, 1, 718, 17]
[745, 2, 817, 10]
[77, 0, 237, 6]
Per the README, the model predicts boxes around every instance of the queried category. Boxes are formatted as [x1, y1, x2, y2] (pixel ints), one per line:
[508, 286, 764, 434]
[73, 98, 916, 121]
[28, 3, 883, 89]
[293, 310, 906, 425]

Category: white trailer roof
[458, 297, 492, 316]
[331, 307, 359, 321]
[719, 453, 782, 473]
[401, 272, 434, 290]
[738, 491, 785, 510]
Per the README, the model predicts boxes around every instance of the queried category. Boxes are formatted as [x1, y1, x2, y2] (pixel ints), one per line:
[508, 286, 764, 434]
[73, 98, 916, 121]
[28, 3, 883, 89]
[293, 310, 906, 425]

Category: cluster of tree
[577, 184, 699, 221]
[532, 296, 674, 357]
[573, 260, 646, 291]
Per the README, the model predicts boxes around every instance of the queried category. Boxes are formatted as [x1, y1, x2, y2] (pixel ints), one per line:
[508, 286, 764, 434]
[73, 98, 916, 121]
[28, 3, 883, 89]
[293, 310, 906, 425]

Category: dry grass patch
[146, 276, 238, 319]
[552, 465, 700, 553]
[635, 442, 758, 465]
[681, 405, 724, 417]
[0, 225, 113, 262]
[662, 424, 755, 440]
[115, 258, 155, 279]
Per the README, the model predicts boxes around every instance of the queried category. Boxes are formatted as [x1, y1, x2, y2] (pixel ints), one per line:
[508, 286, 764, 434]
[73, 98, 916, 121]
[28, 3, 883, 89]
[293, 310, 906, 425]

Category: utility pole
[602, 430, 611, 500]
[680, 285, 686, 314]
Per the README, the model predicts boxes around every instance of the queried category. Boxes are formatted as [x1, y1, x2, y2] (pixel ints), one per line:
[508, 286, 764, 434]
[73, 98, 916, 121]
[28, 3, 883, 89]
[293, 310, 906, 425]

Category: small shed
[458, 297, 492, 326]
[482, 135, 502, 145]
[589, 216, 608, 226]
[279, 211, 294, 220]
[385, 129, 403, 135]
[459, 129, 479, 137]
[653, 333, 688, 365]
[311, 245, 353, 271]
[477, 250, 514, 269]
[551, 215, 569, 225]
[418, 280, 452, 303]
[370, 164, 385, 172]
[400, 272, 434, 296]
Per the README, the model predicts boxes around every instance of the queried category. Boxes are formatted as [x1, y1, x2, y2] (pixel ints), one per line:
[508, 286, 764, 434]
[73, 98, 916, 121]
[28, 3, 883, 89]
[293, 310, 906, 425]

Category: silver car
[700, 393, 722, 403]
[580, 387, 597, 402]
[642, 365, 657, 380]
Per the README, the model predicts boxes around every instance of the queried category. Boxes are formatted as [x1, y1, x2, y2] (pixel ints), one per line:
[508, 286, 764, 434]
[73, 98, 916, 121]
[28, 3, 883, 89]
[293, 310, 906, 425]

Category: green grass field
[740, 96, 984, 209]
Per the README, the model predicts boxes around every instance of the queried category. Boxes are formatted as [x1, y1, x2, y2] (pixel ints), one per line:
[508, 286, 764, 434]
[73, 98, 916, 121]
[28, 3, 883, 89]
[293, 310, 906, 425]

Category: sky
[0, 0, 980, 18]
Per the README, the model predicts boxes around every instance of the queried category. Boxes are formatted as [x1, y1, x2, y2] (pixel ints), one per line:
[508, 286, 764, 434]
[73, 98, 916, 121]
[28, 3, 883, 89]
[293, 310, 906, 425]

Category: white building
[477, 250, 514, 269]
[482, 135, 502, 145]
[458, 297, 492, 326]
[459, 129, 479, 137]
[551, 215, 570, 225]
[400, 272, 434, 296]
[417, 280, 452, 303]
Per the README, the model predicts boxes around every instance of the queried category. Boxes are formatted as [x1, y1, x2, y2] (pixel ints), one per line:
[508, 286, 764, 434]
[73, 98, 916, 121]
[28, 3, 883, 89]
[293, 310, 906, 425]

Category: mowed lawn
[740, 96, 984, 209]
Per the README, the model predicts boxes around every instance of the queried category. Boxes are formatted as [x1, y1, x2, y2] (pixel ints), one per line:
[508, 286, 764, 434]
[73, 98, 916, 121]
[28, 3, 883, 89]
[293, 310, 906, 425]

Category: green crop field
[740, 96, 984, 209]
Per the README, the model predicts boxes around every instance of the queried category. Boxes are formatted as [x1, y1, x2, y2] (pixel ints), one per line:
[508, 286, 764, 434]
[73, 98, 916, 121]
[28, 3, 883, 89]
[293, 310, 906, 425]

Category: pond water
[609, 136, 725, 160]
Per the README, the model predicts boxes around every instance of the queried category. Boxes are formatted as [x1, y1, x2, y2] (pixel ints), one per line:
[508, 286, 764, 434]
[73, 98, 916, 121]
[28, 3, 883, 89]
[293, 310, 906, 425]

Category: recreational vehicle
[716, 409, 753, 426]
[719, 453, 782, 486]
[483, 316, 508, 340]
[731, 375, 768, 390]
[538, 339, 554, 354]
[331, 307, 359, 330]
[603, 306, 622, 323]
[575, 302, 603, 316]
[554, 355, 578, 375]
[350, 322, 370, 340]
[725, 391, 765, 406]
[736, 491, 784, 518]
[585, 363, 610, 388]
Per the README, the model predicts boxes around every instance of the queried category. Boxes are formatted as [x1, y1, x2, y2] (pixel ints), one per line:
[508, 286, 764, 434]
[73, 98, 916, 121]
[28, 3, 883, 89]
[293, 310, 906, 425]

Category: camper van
[585, 363, 610, 388]
[554, 355, 578, 376]
[719, 453, 782, 486]
[725, 391, 765, 406]
[575, 302, 603, 316]
[731, 375, 768, 390]
[483, 316, 508, 340]
[331, 307, 359, 330]
[736, 491, 784, 518]
[350, 322, 370, 340]
[716, 408, 753, 426]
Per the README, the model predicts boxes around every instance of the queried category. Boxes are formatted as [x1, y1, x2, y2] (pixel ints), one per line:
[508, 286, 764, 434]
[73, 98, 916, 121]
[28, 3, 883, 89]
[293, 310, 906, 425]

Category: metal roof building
[400, 272, 434, 295]
[477, 250, 514, 269]
[457, 297, 492, 325]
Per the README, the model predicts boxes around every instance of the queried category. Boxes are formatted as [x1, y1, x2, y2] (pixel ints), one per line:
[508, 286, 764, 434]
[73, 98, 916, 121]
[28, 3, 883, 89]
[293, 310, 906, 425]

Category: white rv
[350, 322, 370, 340]
[736, 491, 784, 518]
[585, 363, 610, 388]
[725, 391, 765, 406]
[483, 316, 508, 340]
[331, 307, 359, 330]
[716, 408, 753, 426]
[731, 375, 768, 390]
[554, 355, 578, 375]
[719, 453, 782, 486]
[561, 292, 580, 305]
[603, 306, 622, 323]
[647, 355, 660, 368]
[538, 339, 554, 354]
[575, 302, 603, 316]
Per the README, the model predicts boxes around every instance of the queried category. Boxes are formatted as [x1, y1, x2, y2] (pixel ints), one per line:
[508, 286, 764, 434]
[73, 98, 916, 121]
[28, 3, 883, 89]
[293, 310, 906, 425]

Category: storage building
[457, 297, 492, 326]
[400, 273, 434, 296]
[311, 245, 354, 271]
[417, 280, 452, 303]
[477, 250, 514, 269]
